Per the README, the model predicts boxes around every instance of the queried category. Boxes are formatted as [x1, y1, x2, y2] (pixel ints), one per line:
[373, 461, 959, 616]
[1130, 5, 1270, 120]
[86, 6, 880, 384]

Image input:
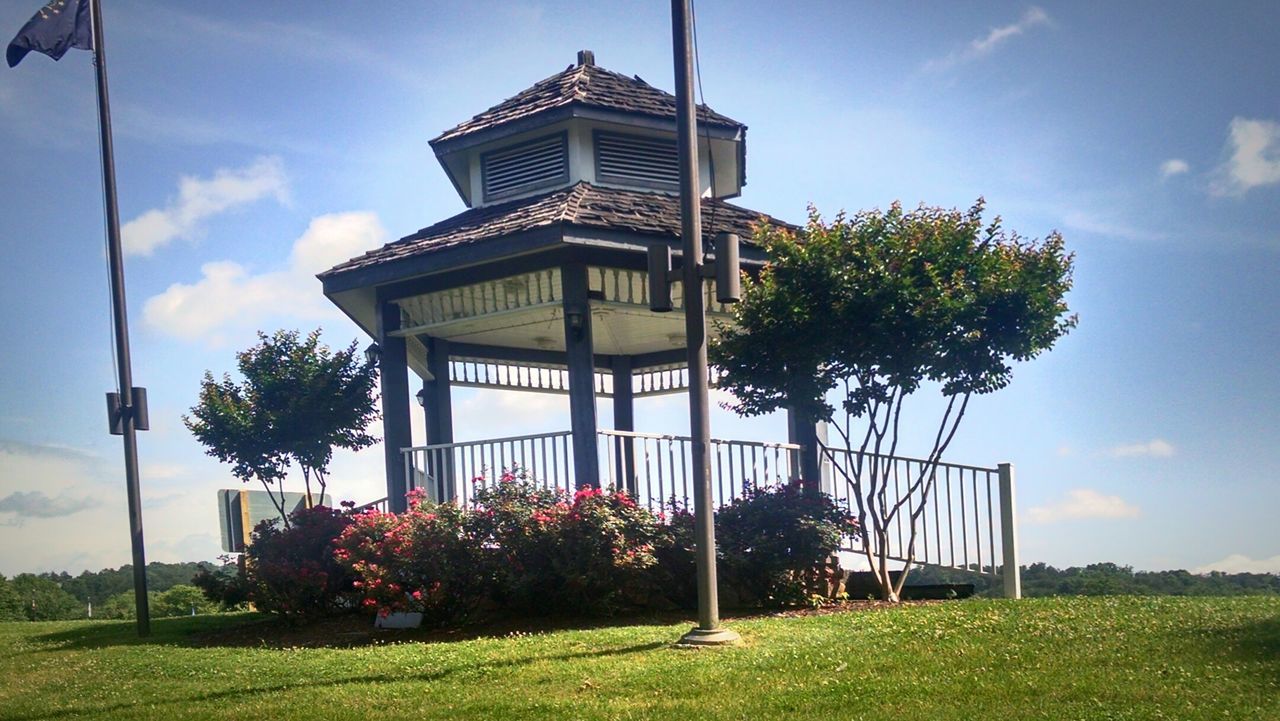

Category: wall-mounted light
[364, 342, 382, 366]
[566, 309, 586, 341]
[415, 388, 426, 408]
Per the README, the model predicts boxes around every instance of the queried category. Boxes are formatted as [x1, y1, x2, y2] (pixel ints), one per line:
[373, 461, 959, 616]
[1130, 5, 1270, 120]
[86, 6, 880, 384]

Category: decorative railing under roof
[392, 267, 735, 337]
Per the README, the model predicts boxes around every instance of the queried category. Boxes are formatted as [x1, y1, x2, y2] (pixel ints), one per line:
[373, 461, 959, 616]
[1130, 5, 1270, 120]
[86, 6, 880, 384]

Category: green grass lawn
[0, 596, 1276, 720]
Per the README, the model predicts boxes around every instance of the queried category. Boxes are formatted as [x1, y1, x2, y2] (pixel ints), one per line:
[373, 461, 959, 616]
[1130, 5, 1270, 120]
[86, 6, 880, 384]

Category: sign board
[216, 489, 331, 553]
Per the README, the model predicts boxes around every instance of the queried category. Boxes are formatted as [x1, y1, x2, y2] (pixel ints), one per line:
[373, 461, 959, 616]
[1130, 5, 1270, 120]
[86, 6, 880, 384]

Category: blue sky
[1, 0, 1277, 576]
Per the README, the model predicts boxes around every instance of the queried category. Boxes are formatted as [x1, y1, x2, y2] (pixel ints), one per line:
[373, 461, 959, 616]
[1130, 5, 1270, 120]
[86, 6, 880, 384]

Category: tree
[185, 329, 380, 524]
[712, 200, 1076, 601]
[153, 584, 218, 617]
[0, 575, 25, 621]
[9, 574, 83, 620]
[97, 591, 148, 620]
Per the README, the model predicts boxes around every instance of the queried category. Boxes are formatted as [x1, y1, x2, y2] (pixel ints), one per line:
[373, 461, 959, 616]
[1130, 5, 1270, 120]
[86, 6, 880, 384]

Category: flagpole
[89, 0, 150, 637]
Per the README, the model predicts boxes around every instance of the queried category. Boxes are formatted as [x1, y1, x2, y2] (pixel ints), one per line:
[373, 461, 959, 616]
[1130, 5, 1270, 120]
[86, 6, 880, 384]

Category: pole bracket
[106, 387, 150, 435]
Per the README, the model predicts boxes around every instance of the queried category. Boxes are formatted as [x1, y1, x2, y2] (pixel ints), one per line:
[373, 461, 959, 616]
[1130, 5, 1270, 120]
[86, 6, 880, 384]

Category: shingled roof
[320, 182, 789, 279]
[432, 55, 743, 146]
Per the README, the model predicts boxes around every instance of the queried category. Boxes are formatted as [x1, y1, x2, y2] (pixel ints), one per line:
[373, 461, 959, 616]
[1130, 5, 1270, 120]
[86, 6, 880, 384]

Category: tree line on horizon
[0, 561, 217, 621]
[910, 561, 1280, 598]
[0, 559, 1276, 622]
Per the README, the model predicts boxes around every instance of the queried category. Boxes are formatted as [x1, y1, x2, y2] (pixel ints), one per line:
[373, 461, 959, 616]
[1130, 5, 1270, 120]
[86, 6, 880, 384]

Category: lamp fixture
[363, 342, 382, 366]
[566, 309, 586, 341]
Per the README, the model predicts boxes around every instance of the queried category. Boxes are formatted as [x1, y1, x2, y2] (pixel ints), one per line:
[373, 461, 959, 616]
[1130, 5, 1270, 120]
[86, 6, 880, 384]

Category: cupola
[429, 50, 747, 207]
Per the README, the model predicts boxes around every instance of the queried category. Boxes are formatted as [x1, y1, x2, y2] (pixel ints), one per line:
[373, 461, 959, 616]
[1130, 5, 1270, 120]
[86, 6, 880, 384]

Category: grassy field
[0, 596, 1276, 720]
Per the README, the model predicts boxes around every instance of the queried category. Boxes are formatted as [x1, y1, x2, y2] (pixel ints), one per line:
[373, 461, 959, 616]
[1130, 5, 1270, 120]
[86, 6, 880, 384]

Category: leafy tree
[712, 200, 1076, 601]
[0, 575, 25, 621]
[185, 329, 380, 524]
[9, 574, 83, 620]
[40, 562, 215, 604]
[153, 584, 218, 617]
[96, 591, 147, 620]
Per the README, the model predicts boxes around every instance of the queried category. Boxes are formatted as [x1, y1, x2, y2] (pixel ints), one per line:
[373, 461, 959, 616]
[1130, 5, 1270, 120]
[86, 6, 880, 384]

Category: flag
[6, 0, 92, 68]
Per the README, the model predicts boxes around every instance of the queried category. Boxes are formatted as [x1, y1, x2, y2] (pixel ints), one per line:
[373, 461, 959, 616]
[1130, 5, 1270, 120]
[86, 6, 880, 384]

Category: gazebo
[319, 50, 821, 514]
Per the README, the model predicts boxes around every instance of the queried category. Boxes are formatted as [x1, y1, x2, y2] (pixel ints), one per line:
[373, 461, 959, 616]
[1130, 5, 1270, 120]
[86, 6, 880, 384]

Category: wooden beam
[562, 262, 600, 488]
[612, 356, 637, 496]
[377, 299, 413, 512]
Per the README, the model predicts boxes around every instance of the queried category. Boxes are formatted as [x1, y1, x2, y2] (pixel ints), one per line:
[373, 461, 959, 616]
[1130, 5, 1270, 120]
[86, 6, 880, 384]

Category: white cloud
[1210, 117, 1280, 196]
[141, 463, 188, 481]
[143, 211, 388, 344]
[0, 491, 99, 521]
[1109, 438, 1176, 458]
[122, 156, 290, 256]
[923, 7, 1050, 72]
[1159, 159, 1190, 179]
[1060, 209, 1166, 242]
[0, 439, 250, 574]
[1192, 553, 1280, 575]
[453, 389, 570, 441]
[1025, 488, 1141, 524]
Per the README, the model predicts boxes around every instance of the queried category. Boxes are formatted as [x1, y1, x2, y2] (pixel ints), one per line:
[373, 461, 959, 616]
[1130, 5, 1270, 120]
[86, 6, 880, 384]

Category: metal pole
[672, 0, 737, 646]
[90, 0, 149, 636]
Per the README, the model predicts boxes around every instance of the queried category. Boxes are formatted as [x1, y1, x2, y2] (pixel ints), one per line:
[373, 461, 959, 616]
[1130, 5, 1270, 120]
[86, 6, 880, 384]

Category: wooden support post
[425, 336, 454, 500]
[787, 406, 823, 495]
[377, 299, 412, 513]
[612, 356, 637, 496]
[562, 263, 600, 488]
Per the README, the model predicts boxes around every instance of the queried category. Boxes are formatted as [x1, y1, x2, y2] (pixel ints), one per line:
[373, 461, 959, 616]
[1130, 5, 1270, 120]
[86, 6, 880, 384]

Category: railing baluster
[959, 465, 969, 571]
[967, 468, 977, 576]
[946, 466, 956, 568]
[987, 471, 996, 575]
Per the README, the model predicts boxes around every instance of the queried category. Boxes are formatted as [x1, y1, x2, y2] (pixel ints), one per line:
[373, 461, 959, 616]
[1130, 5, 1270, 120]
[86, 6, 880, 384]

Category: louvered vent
[595, 131, 680, 189]
[482, 133, 568, 200]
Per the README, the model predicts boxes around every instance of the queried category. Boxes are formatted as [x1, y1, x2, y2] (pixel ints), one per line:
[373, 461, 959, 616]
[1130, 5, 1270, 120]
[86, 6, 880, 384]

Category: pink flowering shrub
[334, 489, 486, 625]
[468, 474, 662, 614]
[245, 505, 356, 619]
[241, 474, 856, 625]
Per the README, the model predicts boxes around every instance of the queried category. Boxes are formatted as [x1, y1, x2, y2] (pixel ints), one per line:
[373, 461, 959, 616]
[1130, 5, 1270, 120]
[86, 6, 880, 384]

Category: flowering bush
[715, 483, 858, 607]
[245, 505, 355, 619]
[543, 486, 663, 613]
[334, 489, 486, 625]
[237, 473, 858, 625]
[468, 473, 662, 615]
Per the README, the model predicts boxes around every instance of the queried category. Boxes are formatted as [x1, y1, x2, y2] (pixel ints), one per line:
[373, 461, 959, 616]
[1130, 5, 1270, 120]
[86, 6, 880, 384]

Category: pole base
[675, 625, 741, 648]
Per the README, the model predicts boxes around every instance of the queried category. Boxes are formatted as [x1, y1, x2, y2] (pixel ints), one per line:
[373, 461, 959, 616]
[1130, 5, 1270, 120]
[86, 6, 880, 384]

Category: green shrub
[715, 484, 856, 607]
[246, 505, 356, 619]
[153, 584, 220, 617]
[191, 561, 251, 611]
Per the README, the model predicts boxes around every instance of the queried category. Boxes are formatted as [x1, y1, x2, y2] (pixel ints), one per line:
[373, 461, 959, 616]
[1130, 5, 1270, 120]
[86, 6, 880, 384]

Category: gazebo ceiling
[390, 266, 734, 357]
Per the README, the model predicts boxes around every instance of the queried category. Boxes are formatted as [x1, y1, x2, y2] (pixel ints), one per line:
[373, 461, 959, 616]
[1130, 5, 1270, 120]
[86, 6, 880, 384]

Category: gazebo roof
[319, 182, 789, 279]
[431, 56, 743, 147]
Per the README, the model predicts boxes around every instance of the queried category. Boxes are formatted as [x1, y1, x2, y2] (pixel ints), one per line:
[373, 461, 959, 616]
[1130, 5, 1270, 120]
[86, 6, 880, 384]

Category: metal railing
[820, 443, 1013, 579]
[403, 431, 575, 505]
[394, 431, 1020, 597]
[350, 497, 389, 514]
[402, 429, 801, 514]
[597, 430, 799, 512]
